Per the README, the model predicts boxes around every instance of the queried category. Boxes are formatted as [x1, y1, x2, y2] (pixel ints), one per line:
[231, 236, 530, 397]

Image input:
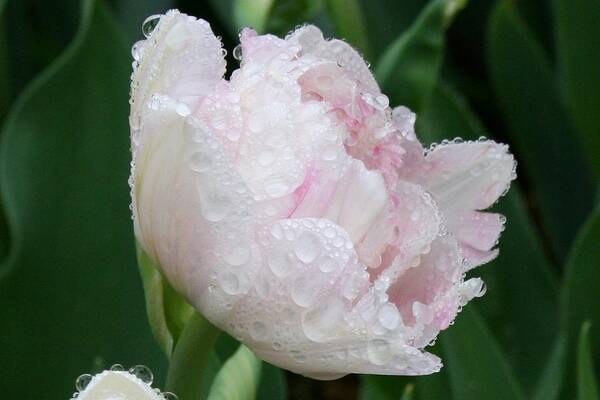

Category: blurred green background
[0, 0, 599, 399]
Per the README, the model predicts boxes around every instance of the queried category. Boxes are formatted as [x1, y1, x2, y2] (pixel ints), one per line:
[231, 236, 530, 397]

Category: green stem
[166, 312, 221, 400]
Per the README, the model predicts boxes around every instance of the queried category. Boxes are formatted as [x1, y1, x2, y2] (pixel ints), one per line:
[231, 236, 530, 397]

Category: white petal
[288, 25, 380, 93]
[130, 10, 226, 152]
[76, 371, 162, 400]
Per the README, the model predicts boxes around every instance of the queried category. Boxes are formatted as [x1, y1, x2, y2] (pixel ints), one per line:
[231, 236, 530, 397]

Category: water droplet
[250, 321, 267, 340]
[375, 94, 389, 109]
[176, 102, 191, 117]
[322, 148, 338, 161]
[378, 303, 400, 330]
[267, 248, 294, 277]
[476, 282, 487, 297]
[219, 271, 240, 294]
[233, 44, 243, 61]
[319, 256, 339, 273]
[324, 227, 336, 239]
[301, 298, 345, 343]
[367, 339, 391, 365]
[131, 41, 144, 61]
[291, 277, 318, 307]
[75, 374, 92, 391]
[110, 364, 124, 371]
[257, 149, 275, 166]
[264, 176, 290, 197]
[295, 232, 321, 263]
[289, 350, 307, 363]
[162, 392, 179, 400]
[248, 114, 265, 133]
[142, 15, 162, 38]
[129, 365, 153, 383]
[189, 151, 213, 173]
[272, 341, 283, 350]
[224, 243, 251, 266]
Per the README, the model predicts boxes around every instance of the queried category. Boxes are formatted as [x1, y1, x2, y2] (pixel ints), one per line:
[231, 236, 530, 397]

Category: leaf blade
[0, 0, 166, 396]
[578, 321, 600, 400]
[207, 345, 263, 400]
[552, 0, 600, 176]
[487, 0, 594, 260]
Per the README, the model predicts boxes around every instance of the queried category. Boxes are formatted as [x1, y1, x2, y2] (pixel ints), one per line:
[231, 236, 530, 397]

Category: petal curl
[130, 10, 226, 151]
[400, 140, 516, 267]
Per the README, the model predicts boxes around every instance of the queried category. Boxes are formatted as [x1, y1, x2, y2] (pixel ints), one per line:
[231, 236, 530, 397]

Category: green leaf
[417, 82, 559, 394]
[578, 321, 599, 400]
[266, 0, 323, 37]
[0, 0, 166, 397]
[3, 0, 80, 103]
[561, 205, 600, 396]
[234, 0, 275, 33]
[552, 0, 600, 176]
[207, 345, 263, 400]
[232, 0, 323, 35]
[211, 334, 287, 400]
[137, 244, 194, 356]
[324, 0, 370, 58]
[487, 0, 594, 260]
[532, 335, 567, 400]
[257, 362, 288, 400]
[417, 84, 558, 392]
[375, 0, 466, 112]
[441, 308, 526, 400]
[165, 312, 221, 400]
[359, 375, 412, 400]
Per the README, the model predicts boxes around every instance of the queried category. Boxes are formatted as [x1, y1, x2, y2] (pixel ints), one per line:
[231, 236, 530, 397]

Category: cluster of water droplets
[122, 9, 513, 377]
[70, 364, 177, 400]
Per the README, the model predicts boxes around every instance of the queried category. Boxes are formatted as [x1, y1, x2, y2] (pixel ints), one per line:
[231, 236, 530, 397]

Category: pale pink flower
[129, 11, 516, 379]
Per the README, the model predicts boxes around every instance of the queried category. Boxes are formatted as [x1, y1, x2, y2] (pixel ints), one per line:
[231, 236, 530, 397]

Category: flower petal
[400, 140, 515, 266]
[76, 370, 163, 400]
[130, 10, 226, 145]
[289, 25, 380, 93]
[407, 140, 516, 213]
[133, 104, 260, 322]
[243, 217, 440, 379]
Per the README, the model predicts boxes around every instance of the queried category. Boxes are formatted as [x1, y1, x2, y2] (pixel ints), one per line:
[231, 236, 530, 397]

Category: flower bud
[129, 10, 515, 379]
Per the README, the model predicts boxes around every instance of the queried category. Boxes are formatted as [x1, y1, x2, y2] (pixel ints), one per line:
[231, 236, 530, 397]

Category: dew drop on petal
[295, 232, 321, 263]
[219, 271, 240, 294]
[224, 242, 251, 266]
[142, 15, 162, 38]
[378, 303, 401, 330]
[319, 256, 339, 273]
[110, 364, 124, 371]
[189, 151, 213, 172]
[250, 321, 267, 340]
[233, 44, 243, 61]
[291, 277, 318, 307]
[198, 190, 230, 222]
[131, 41, 143, 61]
[162, 392, 179, 400]
[129, 365, 153, 384]
[267, 248, 295, 277]
[176, 102, 191, 117]
[301, 298, 345, 343]
[257, 149, 275, 166]
[289, 350, 307, 363]
[264, 176, 290, 197]
[367, 339, 391, 366]
[272, 341, 283, 351]
[75, 374, 92, 391]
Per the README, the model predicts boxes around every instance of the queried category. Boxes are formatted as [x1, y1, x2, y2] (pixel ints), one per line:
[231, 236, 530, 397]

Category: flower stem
[165, 312, 220, 400]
